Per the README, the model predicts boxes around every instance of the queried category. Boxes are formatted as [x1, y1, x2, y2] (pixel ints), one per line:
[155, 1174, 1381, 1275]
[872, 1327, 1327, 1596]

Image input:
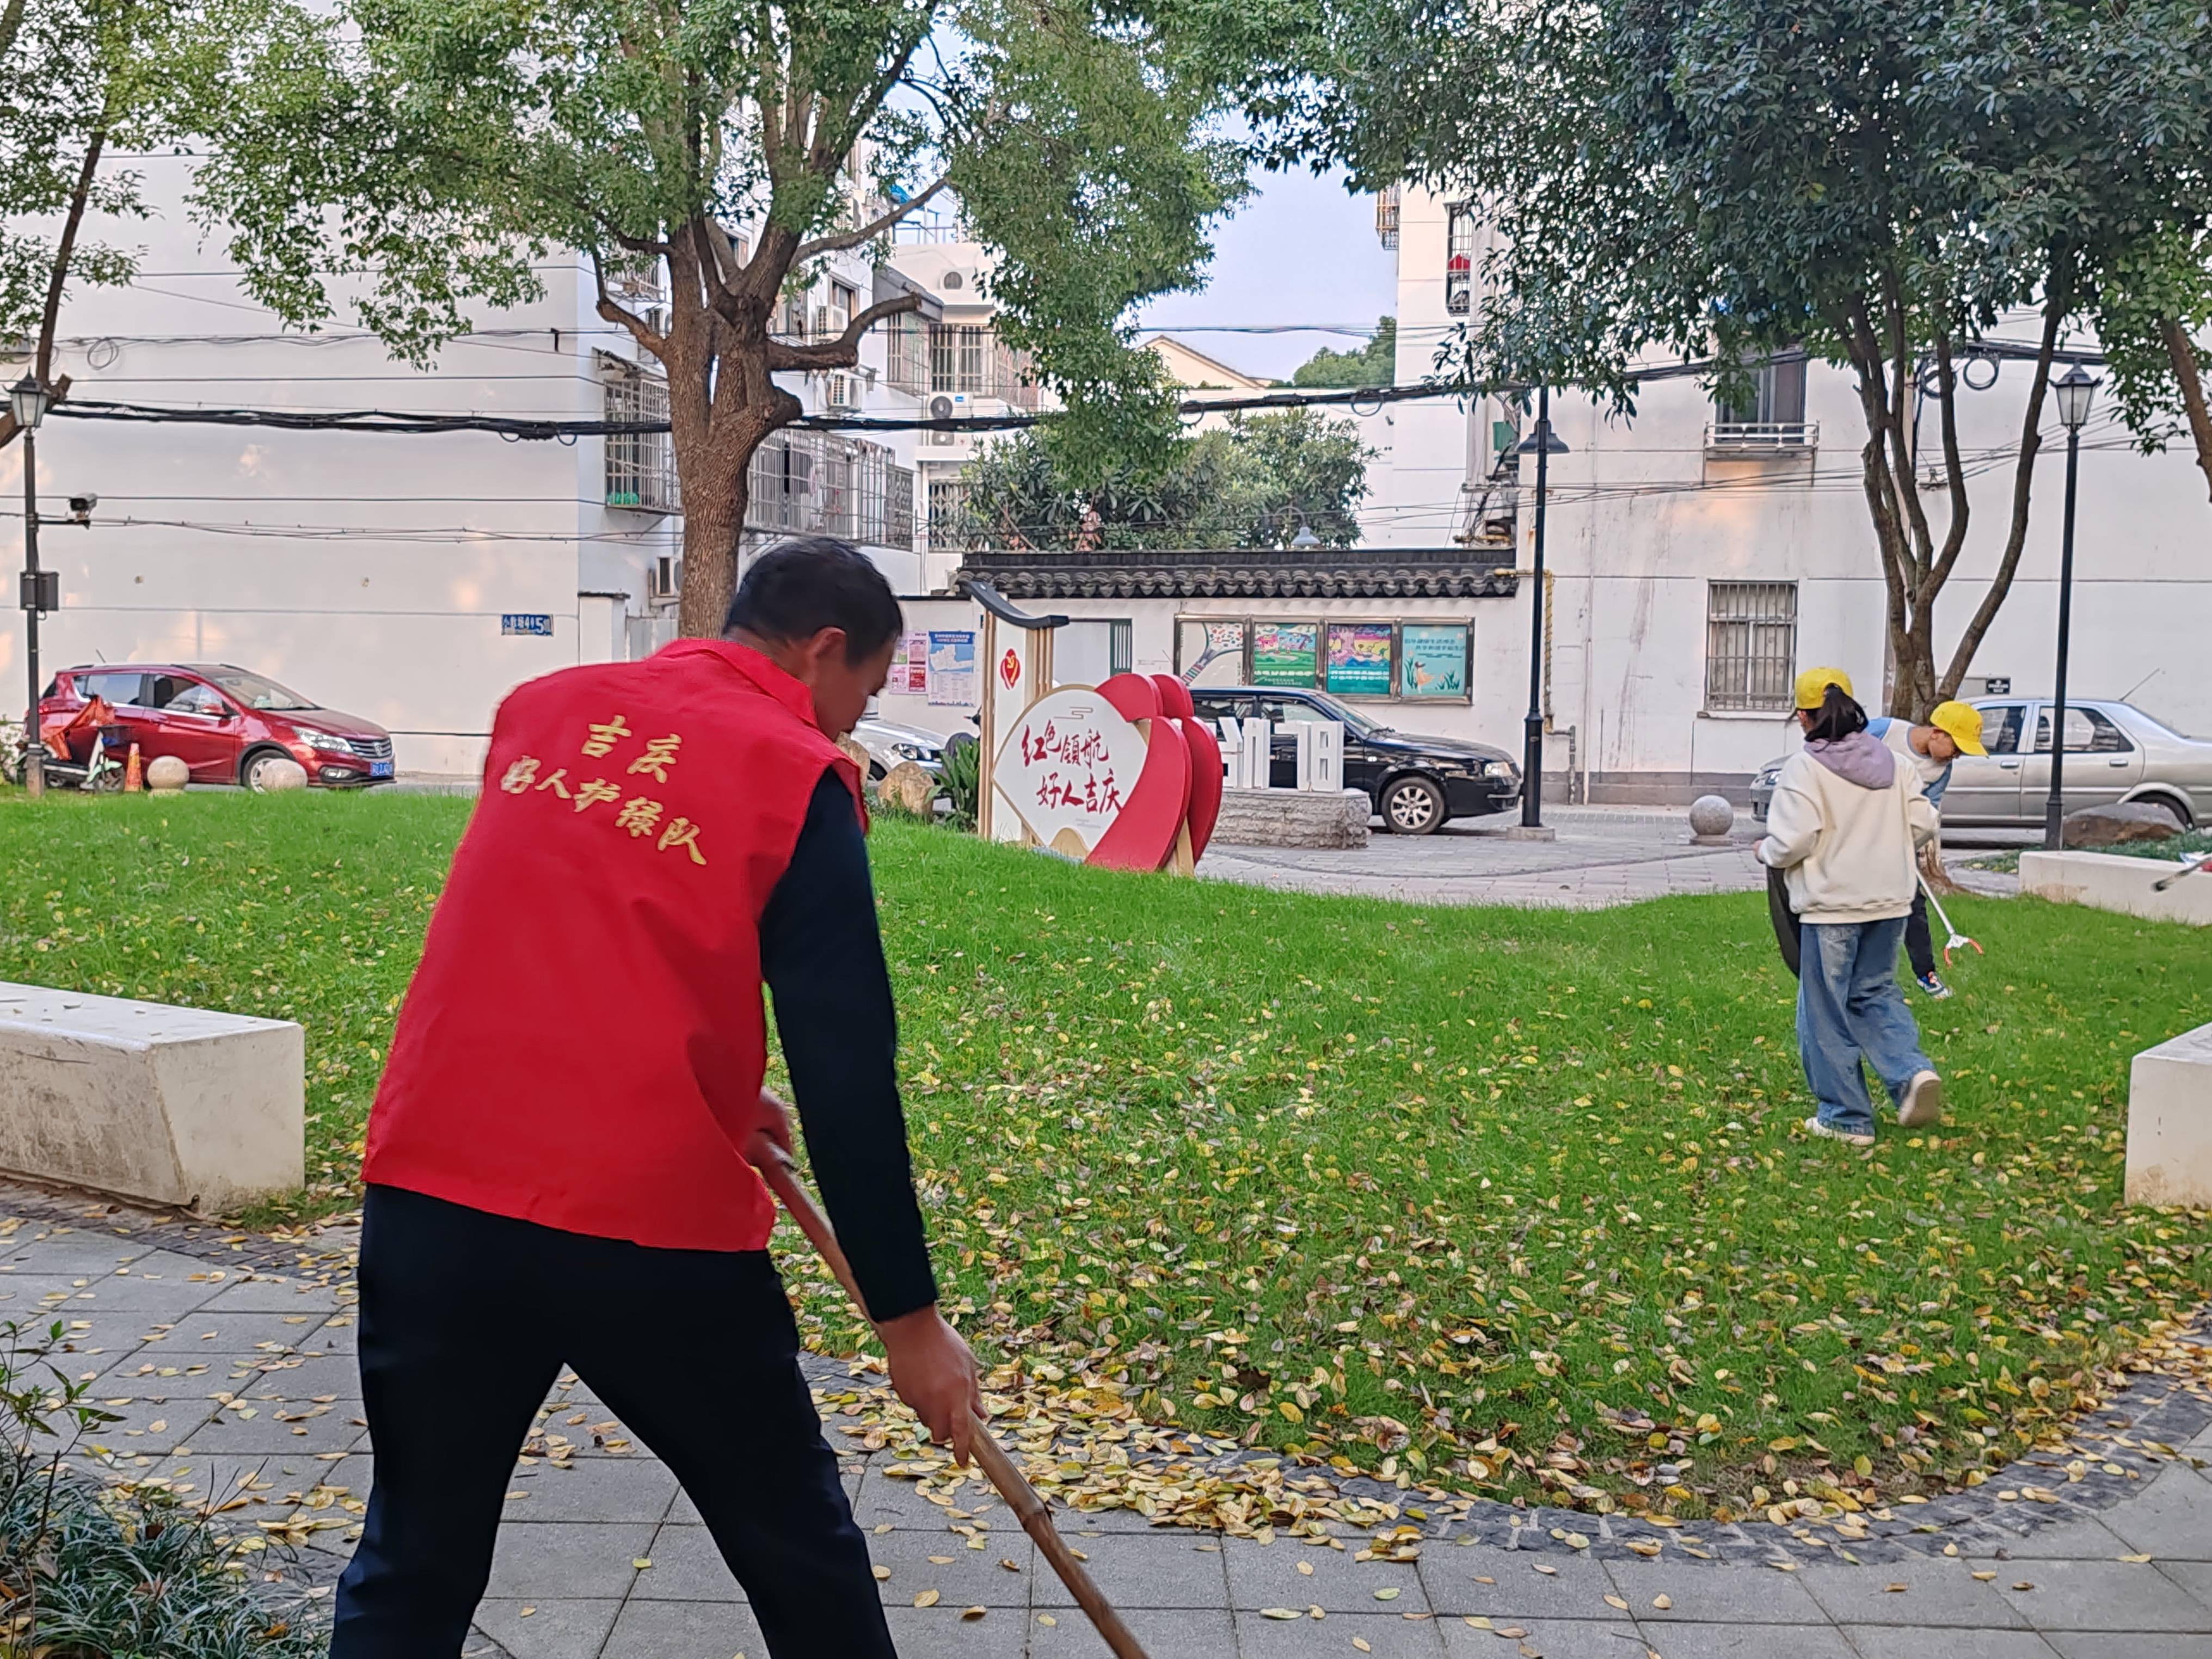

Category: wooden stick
[752, 1144, 1151, 1659]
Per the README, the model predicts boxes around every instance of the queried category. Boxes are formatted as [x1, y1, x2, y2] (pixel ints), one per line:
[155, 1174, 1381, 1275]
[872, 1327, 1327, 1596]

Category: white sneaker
[1804, 1115, 1876, 1149]
[1898, 1071, 1944, 1128]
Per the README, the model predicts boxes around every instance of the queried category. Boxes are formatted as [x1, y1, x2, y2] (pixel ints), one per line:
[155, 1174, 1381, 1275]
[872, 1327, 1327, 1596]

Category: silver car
[1749, 698, 2211, 828]
[851, 715, 947, 781]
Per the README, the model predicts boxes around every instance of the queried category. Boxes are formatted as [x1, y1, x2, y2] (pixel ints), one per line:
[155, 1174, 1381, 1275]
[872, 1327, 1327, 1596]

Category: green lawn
[2, 790, 2208, 1520]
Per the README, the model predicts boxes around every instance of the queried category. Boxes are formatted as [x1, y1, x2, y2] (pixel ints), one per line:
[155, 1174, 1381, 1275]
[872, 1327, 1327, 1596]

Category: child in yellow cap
[1866, 701, 1986, 997]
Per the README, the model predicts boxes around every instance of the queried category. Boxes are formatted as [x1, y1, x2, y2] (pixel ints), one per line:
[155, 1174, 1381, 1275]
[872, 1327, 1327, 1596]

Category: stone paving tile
[1223, 1535, 1423, 1613]
[1233, 1608, 1446, 1658]
[1988, 1558, 2209, 1630]
[505, 1455, 680, 1524]
[867, 1524, 1035, 1607]
[179, 1402, 367, 1455]
[1034, 1529, 1231, 1609]
[624, 1523, 746, 1601]
[2042, 1639, 2212, 1659]
[194, 1277, 347, 1314]
[1639, 1623, 1856, 1657]
[136, 1310, 339, 1351]
[2098, 1463, 2212, 1561]
[1601, 1557, 1827, 1625]
[1797, 1561, 2030, 1627]
[482, 1520, 660, 1601]
[1435, 1615, 1643, 1658]
[1418, 1549, 1617, 1619]
[1028, 1606, 1237, 1658]
[1958, 1514, 2136, 1560]
[2154, 1558, 2212, 1614]
[472, 1598, 624, 1659]
[881, 1604, 1029, 1658]
[598, 1597, 769, 1659]
[1842, 1631, 2062, 1659]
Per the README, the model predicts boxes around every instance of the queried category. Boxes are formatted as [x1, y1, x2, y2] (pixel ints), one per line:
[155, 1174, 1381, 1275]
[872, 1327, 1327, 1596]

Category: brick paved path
[5, 1195, 2205, 1659]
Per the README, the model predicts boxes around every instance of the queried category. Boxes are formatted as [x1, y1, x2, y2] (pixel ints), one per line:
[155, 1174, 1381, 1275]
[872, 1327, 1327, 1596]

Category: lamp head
[2053, 364, 2098, 432]
[8, 373, 51, 432]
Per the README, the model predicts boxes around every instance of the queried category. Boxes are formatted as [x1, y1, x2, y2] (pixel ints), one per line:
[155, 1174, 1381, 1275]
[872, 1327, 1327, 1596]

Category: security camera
[67, 493, 95, 525]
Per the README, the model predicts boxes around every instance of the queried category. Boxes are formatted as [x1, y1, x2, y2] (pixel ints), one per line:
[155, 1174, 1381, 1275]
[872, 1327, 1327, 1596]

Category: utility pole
[1516, 386, 1567, 830]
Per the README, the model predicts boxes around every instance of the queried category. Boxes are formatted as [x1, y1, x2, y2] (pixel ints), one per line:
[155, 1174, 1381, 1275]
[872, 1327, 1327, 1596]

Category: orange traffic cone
[125, 743, 143, 792]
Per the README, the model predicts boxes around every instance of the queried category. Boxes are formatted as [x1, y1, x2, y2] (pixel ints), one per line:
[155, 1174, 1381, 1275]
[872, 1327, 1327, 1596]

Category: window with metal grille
[1109, 620, 1133, 677]
[1704, 582, 1798, 712]
[745, 432, 917, 549]
[1375, 185, 1400, 249]
[602, 357, 678, 512]
[1445, 204, 1477, 315]
[926, 478, 973, 550]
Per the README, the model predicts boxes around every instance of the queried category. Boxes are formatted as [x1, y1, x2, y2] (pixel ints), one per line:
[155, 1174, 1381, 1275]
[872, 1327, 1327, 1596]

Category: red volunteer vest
[363, 639, 863, 1251]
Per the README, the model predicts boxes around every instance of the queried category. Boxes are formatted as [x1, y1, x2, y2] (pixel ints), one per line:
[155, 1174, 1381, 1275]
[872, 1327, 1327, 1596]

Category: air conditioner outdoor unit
[824, 372, 863, 412]
[649, 554, 681, 601]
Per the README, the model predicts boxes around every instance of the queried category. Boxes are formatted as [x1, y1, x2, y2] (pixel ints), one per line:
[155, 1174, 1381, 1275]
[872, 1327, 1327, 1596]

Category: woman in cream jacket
[1759, 669, 1944, 1147]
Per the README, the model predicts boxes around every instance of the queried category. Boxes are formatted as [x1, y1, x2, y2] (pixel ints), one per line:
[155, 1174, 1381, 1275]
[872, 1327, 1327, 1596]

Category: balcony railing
[1705, 421, 1818, 453]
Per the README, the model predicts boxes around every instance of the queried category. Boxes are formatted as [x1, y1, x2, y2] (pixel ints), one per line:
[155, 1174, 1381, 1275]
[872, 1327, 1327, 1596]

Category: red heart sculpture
[1087, 674, 1194, 871]
[1147, 676, 1220, 860]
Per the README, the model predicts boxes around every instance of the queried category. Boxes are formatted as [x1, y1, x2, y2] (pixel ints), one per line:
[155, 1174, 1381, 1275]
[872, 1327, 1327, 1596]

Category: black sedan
[1188, 686, 1521, 833]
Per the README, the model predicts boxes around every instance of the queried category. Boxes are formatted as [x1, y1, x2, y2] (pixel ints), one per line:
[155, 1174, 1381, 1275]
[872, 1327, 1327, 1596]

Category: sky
[1130, 163, 1399, 383]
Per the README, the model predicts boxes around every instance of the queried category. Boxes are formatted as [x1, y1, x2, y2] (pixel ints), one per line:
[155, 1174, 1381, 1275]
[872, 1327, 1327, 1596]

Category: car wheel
[241, 748, 293, 793]
[1381, 775, 1447, 835]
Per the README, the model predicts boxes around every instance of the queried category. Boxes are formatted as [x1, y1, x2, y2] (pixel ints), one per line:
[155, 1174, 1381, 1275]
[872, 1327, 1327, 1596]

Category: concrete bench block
[2018, 850, 2212, 927]
[2128, 1022, 2212, 1206]
[0, 982, 304, 1211]
[1209, 787, 1372, 850]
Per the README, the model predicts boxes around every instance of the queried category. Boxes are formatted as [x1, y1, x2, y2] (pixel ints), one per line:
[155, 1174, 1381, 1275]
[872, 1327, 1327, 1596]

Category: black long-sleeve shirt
[757, 770, 938, 1322]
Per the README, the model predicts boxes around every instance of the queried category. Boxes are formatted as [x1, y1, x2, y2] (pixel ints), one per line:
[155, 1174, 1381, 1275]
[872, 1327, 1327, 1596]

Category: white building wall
[1362, 185, 2212, 796]
[4, 155, 929, 777]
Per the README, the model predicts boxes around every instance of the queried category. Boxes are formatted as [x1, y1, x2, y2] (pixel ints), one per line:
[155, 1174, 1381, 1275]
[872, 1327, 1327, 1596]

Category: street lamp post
[2042, 364, 2098, 851]
[1516, 386, 1569, 827]
[10, 373, 53, 800]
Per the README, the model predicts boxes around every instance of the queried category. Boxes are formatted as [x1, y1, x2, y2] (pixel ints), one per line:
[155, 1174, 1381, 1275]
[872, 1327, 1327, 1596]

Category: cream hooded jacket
[1758, 733, 1939, 924]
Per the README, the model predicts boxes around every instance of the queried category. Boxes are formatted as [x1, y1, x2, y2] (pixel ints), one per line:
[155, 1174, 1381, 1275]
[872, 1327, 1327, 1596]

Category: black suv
[1187, 686, 1521, 834]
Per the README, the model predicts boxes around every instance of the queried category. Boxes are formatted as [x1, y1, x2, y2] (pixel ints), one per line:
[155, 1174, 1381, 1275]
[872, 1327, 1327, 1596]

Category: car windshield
[198, 667, 318, 711]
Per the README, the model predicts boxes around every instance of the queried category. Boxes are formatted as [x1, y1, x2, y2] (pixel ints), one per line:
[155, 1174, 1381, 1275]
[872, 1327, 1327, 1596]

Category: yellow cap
[1930, 700, 1986, 756]
[1793, 666, 1855, 710]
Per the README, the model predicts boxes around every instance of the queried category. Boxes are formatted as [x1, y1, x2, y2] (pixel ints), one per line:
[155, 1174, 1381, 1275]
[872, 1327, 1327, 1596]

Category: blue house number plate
[502, 613, 555, 637]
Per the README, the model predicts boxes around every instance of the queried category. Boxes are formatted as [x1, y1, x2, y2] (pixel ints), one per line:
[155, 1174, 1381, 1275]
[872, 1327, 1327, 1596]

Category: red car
[38, 663, 396, 790]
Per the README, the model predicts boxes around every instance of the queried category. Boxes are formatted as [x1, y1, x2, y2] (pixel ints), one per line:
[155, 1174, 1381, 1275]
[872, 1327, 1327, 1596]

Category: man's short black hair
[723, 537, 902, 663]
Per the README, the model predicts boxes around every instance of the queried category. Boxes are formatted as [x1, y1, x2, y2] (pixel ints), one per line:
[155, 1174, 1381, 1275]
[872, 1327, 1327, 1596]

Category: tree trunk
[2158, 315, 2212, 507]
[678, 453, 749, 639]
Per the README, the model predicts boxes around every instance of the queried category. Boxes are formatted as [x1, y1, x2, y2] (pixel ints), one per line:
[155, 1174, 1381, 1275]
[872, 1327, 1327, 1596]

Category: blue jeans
[1797, 917, 1933, 1134]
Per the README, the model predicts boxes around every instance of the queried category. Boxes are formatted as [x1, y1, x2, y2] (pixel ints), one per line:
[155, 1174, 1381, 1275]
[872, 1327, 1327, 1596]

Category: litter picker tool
[746, 1138, 1150, 1659]
[1916, 871, 1981, 966]
[2151, 851, 2208, 892]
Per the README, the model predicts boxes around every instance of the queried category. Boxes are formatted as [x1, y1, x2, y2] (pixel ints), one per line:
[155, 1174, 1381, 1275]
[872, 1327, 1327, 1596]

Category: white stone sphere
[257, 757, 310, 793]
[1688, 794, 1736, 838]
[145, 755, 190, 793]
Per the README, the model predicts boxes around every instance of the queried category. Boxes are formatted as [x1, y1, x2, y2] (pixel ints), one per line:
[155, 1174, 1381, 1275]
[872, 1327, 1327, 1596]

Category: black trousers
[1903, 886, 1937, 979]
[333, 1185, 896, 1658]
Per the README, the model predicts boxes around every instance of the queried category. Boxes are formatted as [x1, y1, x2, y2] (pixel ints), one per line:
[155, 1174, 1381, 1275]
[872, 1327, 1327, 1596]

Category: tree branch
[1939, 260, 2070, 701]
[37, 131, 108, 385]
[589, 250, 669, 361]
[764, 291, 920, 370]
[2157, 315, 2212, 506]
[793, 176, 947, 262]
[1921, 332, 1971, 600]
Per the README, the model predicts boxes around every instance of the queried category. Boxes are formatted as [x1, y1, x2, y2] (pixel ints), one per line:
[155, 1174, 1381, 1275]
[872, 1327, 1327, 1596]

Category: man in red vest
[334, 537, 977, 1657]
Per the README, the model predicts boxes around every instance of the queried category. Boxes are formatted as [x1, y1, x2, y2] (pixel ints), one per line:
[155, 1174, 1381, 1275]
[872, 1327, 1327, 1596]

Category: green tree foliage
[0, 0, 245, 446]
[951, 404, 1370, 550]
[187, 0, 1254, 632]
[1289, 314, 1393, 387]
[1287, 0, 2212, 715]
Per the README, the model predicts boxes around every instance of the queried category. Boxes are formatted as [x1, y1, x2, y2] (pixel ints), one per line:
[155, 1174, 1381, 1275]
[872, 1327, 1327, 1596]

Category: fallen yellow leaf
[914, 1589, 941, 1608]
